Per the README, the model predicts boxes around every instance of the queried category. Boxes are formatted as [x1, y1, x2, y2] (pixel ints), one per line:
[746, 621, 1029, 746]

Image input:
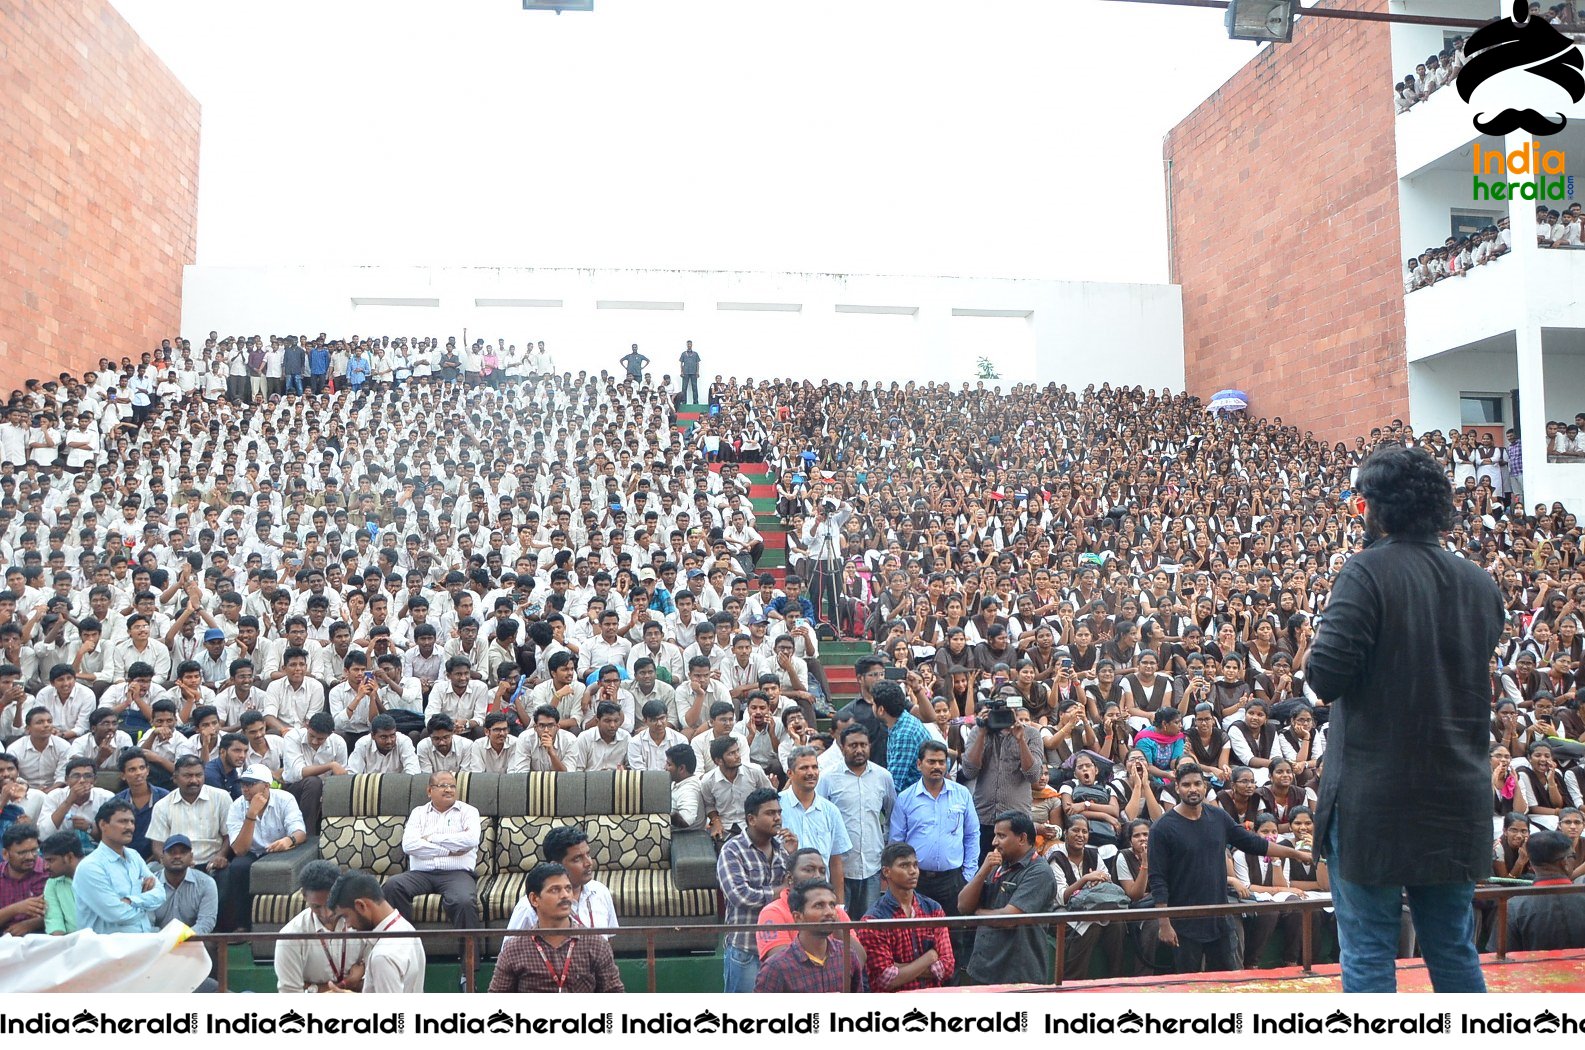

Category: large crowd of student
[0, 332, 1581, 992]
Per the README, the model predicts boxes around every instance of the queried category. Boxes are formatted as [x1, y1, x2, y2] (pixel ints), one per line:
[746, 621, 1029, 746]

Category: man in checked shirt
[716, 786, 795, 992]
[856, 842, 956, 990]
[489, 862, 624, 993]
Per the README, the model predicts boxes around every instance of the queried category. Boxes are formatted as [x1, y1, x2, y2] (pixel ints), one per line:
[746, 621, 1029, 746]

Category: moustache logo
[1459, 0, 1585, 136]
[1474, 107, 1569, 135]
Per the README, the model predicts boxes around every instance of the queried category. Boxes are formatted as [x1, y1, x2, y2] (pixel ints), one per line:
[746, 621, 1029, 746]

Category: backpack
[1069, 881, 1132, 911]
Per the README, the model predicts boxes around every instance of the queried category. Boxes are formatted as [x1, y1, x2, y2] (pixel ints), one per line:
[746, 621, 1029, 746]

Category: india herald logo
[1458, 0, 1585, 135]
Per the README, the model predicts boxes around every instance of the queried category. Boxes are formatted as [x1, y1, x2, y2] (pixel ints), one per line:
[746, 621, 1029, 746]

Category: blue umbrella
[1208, 388, 1248, 413]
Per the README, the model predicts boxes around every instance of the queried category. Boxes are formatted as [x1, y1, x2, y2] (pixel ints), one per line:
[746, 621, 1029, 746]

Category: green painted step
[822, 641, 875, 660]
[750, 496, 776, 511]
[680, 403, 710, 414]
[759, 548, 786, 568]
[222, 944, 726, 994]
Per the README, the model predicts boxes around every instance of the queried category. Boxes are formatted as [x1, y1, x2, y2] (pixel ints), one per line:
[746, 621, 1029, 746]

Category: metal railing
[189, 880, 1585, 992]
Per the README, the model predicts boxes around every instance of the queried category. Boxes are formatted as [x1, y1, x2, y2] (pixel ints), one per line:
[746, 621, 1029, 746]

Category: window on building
[1451, 209, 1504, 241]
[1460, 394, 1505, 426]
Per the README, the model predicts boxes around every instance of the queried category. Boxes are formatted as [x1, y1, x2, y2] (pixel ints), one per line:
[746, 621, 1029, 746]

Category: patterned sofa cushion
[252, 891, 304, 928]
[320, 816, 406, 877]
[585, 813, 670, 871]
[478, 872, 529, 925]
[323, 773, 419, 817]
[583, 770, 668, 815]
[496, 772, 579, 817]
[408, 893, 461, 925]
[493, 815, 575, 873]
[602, 868, 718, 920]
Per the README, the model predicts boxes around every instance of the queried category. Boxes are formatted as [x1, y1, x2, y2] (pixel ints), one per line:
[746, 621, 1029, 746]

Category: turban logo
[1458, 0, 1585, 136]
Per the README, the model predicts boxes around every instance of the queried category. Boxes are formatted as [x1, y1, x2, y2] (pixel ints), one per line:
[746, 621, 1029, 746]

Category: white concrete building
[1394, 0, 1585, 511]
[179, 265, 1185, 392]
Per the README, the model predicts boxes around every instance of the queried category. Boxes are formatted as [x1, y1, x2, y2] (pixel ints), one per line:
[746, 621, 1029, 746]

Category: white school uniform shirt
[264, 676, 326, 728]
[12, 734, 71, 786]
[347, 734, 420, 774]
[274, 909, 371, 993]
[281, 726, 349, 784]
[362, 912, 427, 993]
[416, 735, 480, 774]
[572, 726, 631, 771]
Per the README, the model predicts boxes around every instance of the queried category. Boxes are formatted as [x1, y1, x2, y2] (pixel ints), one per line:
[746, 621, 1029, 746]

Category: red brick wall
[1165, 0, 1407, 441]
[0, 0, 199, 393]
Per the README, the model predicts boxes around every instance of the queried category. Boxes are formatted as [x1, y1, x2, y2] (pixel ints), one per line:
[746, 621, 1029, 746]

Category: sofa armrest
[670, 829, 719, 892]
[248, 840, 320, 896]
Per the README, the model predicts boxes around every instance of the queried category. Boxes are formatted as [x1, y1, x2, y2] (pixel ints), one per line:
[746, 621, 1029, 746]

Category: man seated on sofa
[508, 824, 619, 934]
[223, 764, 306, 931]
[383, 771, 481, 946]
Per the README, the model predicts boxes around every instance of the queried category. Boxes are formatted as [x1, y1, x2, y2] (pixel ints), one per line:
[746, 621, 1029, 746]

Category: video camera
[978, 694, 1017, 733]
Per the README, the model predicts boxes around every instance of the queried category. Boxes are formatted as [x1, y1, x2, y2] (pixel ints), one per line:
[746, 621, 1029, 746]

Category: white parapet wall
[180, 266, 1185, 391]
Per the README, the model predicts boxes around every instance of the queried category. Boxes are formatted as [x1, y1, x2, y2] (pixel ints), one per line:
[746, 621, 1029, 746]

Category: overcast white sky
[112, 0, 1258, 283]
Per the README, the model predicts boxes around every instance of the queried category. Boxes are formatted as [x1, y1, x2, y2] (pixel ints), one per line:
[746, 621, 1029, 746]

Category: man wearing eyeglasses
[383, 772, 481, 943]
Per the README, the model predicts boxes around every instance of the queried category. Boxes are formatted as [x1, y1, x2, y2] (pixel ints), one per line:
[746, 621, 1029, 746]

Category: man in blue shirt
[74, 798, 165, 934]
[765, 575, 816, 623]
[204, 733, 249, 799]
[889, 739, 978, 961]
[347, 350, 371, 391]
[307, 341, 331, 395]
[778, 747, 852, 905]
[113, 749, 168, 860]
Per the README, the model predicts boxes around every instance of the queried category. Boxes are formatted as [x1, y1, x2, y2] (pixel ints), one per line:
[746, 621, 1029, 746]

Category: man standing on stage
[1149, 763, 1308, 973]
[1308, 443, 1504, 992]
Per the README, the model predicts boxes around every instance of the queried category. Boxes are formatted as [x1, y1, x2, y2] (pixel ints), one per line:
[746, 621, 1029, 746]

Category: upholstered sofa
[247, 770, 719, 959]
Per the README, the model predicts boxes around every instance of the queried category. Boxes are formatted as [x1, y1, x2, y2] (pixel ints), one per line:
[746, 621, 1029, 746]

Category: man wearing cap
[222, 763, 306, 931]
[149, 833, 218, 934]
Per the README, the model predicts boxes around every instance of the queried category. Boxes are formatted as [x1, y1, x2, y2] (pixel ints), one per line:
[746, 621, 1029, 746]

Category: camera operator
[960, 688, 1042, 863]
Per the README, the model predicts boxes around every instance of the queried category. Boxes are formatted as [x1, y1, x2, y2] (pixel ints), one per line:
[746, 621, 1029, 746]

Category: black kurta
[1308, 535, 1504, 886]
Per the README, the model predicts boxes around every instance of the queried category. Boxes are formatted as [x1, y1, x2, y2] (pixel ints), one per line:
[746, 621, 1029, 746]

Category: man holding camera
[960, 693, 1042, 862]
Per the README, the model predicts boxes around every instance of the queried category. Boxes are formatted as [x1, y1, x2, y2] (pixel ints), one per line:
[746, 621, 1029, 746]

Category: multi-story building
[1169, 0, 1585, 511]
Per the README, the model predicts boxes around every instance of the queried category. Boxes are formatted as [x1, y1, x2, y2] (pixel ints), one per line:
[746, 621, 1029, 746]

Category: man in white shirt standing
[275, 859, 370, 993]
[329, 870, 426, 994]
[507, 824, 618, 934]
[383, 771, 481, 943]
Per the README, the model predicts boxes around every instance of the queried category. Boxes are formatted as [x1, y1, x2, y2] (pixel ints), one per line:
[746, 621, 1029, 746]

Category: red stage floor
[1044, 950, 1585, 993]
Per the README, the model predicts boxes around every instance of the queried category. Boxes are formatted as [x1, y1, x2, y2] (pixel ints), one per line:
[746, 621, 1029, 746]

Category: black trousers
[918, 868, 968, 973]
[807, 560, 842, 627]
[284, 776, 324, 837]
[385, 869, 479, 952]
[681, 374, 700, 403]
[1173, 920, 1240, 973]
[216, 852, 257, 931]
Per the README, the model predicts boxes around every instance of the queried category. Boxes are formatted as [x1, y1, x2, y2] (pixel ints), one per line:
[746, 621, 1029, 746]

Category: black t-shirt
[1147, 804, 1267, 942]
